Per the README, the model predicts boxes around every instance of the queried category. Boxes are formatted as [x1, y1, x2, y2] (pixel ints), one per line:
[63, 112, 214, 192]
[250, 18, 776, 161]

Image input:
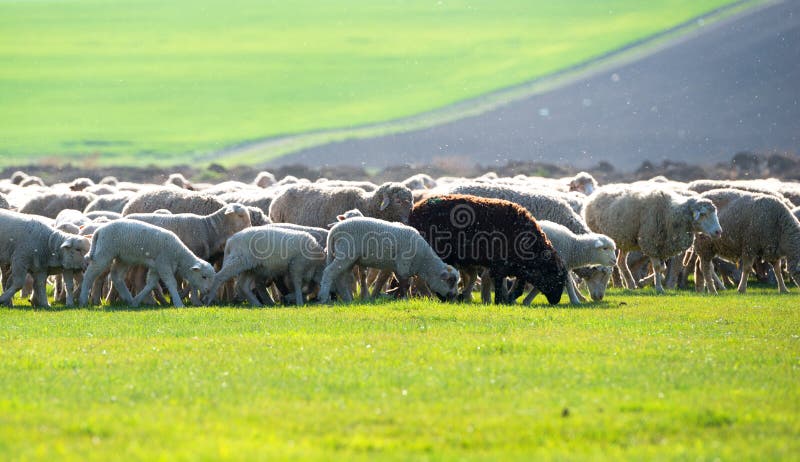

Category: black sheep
[409, 194, 567, 304]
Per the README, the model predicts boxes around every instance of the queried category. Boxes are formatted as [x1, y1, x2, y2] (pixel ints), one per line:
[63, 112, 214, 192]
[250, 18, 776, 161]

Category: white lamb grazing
[0, 210, 91, 308]
[524, 220, 616, 304]
[203, 227, 327, 306]
[79, 220, 215, 308]
[318, 217, 460, 303]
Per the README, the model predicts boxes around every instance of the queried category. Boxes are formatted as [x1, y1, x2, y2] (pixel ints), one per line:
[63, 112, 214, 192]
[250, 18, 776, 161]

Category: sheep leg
[699, 257, 718, 295]
[290, 269, 305, 306]
[492, 274, 509, 304]
[773, 259, 789, 293]
[664, 256, 682, 290]
[90, 272, 107, 305]
[370, 270, 392, 299]
[203, 260, 244, 305]
[130, 270, 161, 308]
[617, 251, 638, 289]
[1, 265, 10, 291]
[457, 267, 477, 303]
[737, 256, 756, 294]
[80, 256, 114, 307]
[62, 270, 75, 307]
[651, 258, 666, 293]
[237, 274, 265, 307]
[109, 262, 135, 306]
[521, 285, 539, 306]
[694, 259, 704, 292]
[712, 270, 726, 291]
[157, 269, 184, 308]
[480, 269, 493, 304]
[565, 272, 582, 305]
[31, 272, 50, 309]
[0, 265, 28, 307]
[319, 257, 352, 303]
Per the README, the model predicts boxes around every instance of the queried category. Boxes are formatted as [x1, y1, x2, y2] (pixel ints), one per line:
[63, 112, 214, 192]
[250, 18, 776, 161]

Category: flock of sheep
[1, 168, 799, 309]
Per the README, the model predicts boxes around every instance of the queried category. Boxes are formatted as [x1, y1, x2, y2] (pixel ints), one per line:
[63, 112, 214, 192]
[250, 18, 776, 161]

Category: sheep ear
[191, 263, 202, 271]
[224, 206, 235, 215]
[379, 193, 391, 211]
[60, 241, 72, 250]
[693, 210, 701, 221]
[594, 239, 605, 249]
[337, 214, 346, 221]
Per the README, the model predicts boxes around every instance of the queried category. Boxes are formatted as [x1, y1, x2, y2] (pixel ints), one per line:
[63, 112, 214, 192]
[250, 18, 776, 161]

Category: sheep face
[223, 203, 253, 232]
[689, 199, 722, 238]
[429, 265, 460, 301]
[184, 261, 216, 295]
[593, 235, 617, 266]
[577, 265, 612, 301]
[376, 183, 413, 224]
[60, 236, 92, 269]
[521, 251, 567, 305]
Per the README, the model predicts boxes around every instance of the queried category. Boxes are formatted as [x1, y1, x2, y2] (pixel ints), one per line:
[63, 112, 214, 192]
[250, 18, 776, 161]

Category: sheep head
[222, 203, 252, 233]
[593, 234, 617, 266]
[59, 236, 92, 270]
[373, 183, 413, 224]
[430, 265, 460, 301]
[687, 198, 722, 239]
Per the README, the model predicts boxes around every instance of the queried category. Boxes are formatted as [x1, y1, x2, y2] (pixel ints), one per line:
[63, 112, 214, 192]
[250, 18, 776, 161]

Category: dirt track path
[259, 0, 798, 171]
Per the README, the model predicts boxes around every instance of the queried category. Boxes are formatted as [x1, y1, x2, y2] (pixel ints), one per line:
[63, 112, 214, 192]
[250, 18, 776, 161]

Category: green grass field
[1, 288, 798, 460]
[0, 0, 738, 167]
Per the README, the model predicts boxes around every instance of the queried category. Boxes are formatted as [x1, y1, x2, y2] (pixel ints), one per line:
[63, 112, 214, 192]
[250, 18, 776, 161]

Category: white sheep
[203, 227, 327, 306]
[121, 187, 226, 216]
[583, 185, 722, 293]
[20, 191, 97, 218]
[318, 217, 460, 303]
[694, 189, 800, 294]
[0, 210, 91, 308]
[79, 220, 215, 308]
[269, 182, 413, 227]
[519, 220, 616, 304]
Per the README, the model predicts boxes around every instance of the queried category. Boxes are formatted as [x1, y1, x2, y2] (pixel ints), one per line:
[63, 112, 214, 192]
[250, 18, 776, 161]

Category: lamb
[84, 192, 133, 214]
[122, 188, 226, 216]
[0, 210, 91, 308]
[442, 183, 589, 234]
[20, 191, 97, 219]
[583, 185, 722, 293]
[694, 189, 800, 294]
[269, 182, 413, 227]
[79, 220, 215, 308]
[203, 227, 327, 306]
[125, 203, 252, 262]
[55, 209, 91, 229]
[318, 217, 460, 303]
[518, 221, 616, 304]
[409, 194, 567, 305]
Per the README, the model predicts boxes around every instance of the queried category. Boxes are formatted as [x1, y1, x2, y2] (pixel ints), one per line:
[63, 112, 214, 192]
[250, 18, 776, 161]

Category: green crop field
[0, 0, 738, 167]
[1, 289, 798, 460]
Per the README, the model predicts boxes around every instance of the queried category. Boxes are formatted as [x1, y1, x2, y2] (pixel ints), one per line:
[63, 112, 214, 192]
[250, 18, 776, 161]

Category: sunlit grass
[0, 0, 737, 166]
[1, 287, 797, 460]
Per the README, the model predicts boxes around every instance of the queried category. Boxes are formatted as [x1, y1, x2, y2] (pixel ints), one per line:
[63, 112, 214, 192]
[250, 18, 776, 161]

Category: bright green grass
[1, 288, 798, 460]
[0, 0, 738, 166]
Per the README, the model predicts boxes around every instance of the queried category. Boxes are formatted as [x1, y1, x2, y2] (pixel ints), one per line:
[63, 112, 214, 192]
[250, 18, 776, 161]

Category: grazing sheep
[125, 203, 252, 261]
[443, 183, 589, 234]
[253, 171, 277, 188]
[522, 220, 616, 304]
[694, 189, 800, 294]
[20, 191, 97, 219]
[0, 210, 91, 307]
[84, 192, 133, 214]
[204, 227, 327, 306]
[269, 182, 413, 227]
[583, 185, 722, 293]
[409, 195, 567, 305]
[55, 209, 91, 229]
[318, 217, 460, 303]
[79, 220, 215, 308]
[122, 188, 226, 216]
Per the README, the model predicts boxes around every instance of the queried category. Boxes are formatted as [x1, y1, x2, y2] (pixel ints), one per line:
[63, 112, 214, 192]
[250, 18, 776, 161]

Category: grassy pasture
[0, 0, 737, 166]
[1, 288, 798, 460]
